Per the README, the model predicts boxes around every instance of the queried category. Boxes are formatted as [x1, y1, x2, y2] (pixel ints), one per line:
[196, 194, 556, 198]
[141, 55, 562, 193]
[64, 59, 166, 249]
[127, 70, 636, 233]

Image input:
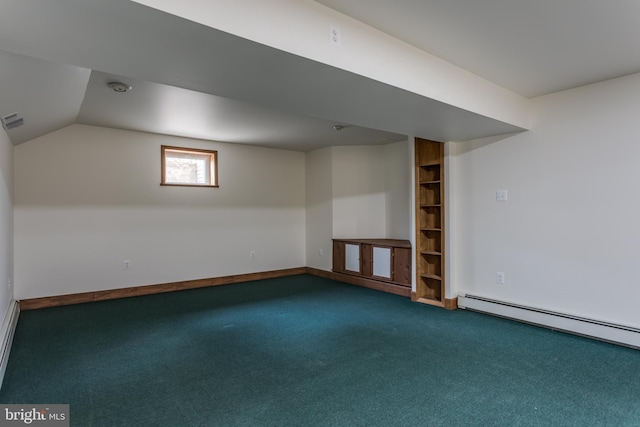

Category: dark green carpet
[1, 275, 639, 426]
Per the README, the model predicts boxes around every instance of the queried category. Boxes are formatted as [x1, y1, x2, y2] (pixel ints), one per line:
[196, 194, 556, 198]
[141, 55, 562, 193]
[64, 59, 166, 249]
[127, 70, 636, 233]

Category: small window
[161, 145, 218, 187]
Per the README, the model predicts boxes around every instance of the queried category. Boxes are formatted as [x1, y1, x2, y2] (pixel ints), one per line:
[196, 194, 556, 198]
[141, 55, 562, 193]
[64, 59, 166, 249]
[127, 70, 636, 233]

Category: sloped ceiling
[0, 0, 525, 149]
[0, 49, 408, 151]
[0, 51, 90, 145]
[2, 0, 639, 149]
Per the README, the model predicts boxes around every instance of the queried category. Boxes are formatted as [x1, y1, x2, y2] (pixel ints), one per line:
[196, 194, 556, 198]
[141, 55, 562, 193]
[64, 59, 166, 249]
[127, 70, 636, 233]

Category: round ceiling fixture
[108, 81, 132, 93]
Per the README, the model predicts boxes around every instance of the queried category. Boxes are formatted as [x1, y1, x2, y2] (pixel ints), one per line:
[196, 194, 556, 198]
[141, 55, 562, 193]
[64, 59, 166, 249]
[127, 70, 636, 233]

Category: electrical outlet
[319, 248, 323, 256]
[496, 190, 508, 202]
[329, 25, 341, 47]
[496, 272, 505, 284]
[124, 260, 130, 270]
[7, 277, 11, 290]
[250, 251, 256, 259]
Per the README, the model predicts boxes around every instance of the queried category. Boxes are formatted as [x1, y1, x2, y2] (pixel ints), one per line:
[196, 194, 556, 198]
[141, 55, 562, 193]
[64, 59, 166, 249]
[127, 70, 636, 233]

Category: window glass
[161, 146, 218, 187]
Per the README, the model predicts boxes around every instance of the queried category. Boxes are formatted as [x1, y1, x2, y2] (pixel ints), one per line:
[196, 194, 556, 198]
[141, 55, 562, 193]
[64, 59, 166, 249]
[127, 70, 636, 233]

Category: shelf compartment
[416, 141, 443, 170]
[419, 182, 441, 205]
[418, 164, 440, 182]
[419, 253, 442, 277]
[419, 206, 442, 229]
[418, 230, 442, 253]
[418, 276, 443, 301]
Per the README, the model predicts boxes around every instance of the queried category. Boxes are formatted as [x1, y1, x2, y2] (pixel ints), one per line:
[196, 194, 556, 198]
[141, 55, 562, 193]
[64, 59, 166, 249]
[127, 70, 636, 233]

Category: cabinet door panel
[345, 243, 361, 273]
[333, 241, 345, 272]
[372, 246, 392, 278]
[393, 247, 412, 285]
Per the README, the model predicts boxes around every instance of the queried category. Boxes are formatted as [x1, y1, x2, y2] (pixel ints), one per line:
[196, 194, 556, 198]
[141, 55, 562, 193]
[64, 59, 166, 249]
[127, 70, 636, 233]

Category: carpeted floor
[1, 275, 639, 426]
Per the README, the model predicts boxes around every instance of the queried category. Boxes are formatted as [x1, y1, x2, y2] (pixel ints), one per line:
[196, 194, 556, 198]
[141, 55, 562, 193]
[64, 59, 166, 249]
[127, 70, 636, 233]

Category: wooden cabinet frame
[332, 239, 411, 291]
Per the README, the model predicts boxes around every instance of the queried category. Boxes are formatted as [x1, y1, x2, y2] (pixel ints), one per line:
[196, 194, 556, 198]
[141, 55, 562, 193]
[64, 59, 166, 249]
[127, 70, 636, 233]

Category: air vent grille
[1, 113, 24, 130]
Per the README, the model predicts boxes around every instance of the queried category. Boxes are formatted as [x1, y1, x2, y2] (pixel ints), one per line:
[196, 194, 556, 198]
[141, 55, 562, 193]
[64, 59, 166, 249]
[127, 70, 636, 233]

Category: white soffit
[128, 0, 530, 131]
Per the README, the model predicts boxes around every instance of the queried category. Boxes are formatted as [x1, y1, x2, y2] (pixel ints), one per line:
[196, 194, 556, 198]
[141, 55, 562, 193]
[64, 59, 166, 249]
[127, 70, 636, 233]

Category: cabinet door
[392, 247, 412, 285]
[332, 240, 345, 273]
[344, 243, 361, 273]
[372, 246, 392, 279]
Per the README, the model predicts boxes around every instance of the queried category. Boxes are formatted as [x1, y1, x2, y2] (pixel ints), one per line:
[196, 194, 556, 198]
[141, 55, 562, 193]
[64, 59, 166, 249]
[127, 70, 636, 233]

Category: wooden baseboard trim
[305, 267, 332, 279]
[306, 267, 411, 298]
[444, 297, 458, 310]
[19, 267, 454, 311]
[19, 267, 307, 311]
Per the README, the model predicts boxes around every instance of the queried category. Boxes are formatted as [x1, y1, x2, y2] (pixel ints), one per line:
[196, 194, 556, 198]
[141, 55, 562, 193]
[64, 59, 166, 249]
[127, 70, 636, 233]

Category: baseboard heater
[458, 294, 640, 350]
[0, 300, 20, 389]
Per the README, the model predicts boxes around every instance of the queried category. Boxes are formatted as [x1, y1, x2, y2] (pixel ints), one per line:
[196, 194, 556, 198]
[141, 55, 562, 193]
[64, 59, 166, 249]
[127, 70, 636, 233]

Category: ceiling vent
[1, 113, 24, 130]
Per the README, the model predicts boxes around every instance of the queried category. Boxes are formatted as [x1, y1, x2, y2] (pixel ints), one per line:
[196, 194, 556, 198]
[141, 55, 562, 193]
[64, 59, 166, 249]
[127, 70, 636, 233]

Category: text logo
[0, 405, 69, 426]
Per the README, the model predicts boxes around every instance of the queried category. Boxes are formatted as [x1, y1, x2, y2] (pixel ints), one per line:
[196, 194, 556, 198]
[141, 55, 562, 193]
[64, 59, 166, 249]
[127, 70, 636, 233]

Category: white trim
[408, 136, 416, 293]
[458, 294, 640, 349]
[0, 300, 20, 389]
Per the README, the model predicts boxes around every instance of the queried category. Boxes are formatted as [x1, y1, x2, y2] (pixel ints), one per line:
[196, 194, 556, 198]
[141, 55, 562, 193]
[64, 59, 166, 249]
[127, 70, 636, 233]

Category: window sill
[160, 183, 219, 188]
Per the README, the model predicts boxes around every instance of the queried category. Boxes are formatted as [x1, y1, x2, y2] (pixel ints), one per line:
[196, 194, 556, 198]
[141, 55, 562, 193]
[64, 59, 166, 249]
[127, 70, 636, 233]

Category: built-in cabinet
[333, 239, 411, 288]
[415, 138, 448, 308]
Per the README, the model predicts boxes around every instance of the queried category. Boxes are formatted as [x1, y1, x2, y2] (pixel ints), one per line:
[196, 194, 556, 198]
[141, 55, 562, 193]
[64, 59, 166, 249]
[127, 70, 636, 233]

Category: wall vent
[1, 113, 24, 130]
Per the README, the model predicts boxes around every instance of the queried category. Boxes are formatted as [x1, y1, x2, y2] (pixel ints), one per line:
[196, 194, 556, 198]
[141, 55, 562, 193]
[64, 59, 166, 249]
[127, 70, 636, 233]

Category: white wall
[0, 129, 13, 316]
[305, 147, 333, 270]
[14, 124, 306, 299]
[304, 142, 412, 272]
[332, 145, 387, 238]
[453, 73, 640, 328]
[384, 139, 411, 240]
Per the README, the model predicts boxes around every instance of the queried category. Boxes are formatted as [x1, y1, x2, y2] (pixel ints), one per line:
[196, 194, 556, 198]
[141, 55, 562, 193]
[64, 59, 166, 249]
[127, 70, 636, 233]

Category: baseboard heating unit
[458, 294, 640, 349]
[0, 300, 20, 389]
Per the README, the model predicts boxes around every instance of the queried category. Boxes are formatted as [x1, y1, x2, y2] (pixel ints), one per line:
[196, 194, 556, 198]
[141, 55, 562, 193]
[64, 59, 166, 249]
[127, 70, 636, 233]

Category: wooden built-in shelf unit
[415, 138, 447, 307]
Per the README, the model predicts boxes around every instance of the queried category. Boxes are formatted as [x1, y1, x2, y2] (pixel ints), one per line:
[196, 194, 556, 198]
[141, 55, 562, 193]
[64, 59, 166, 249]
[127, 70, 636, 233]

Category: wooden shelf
[421, 251, 442, 256]
[420, 273, 442, 280]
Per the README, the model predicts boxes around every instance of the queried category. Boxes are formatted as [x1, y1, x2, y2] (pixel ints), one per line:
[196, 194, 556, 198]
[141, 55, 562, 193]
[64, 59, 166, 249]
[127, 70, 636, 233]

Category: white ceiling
[0, 51, 90, 145]
[77, 71, 405, 151]
[315, 0, 640, 97]
[1, 0, 639, 148]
